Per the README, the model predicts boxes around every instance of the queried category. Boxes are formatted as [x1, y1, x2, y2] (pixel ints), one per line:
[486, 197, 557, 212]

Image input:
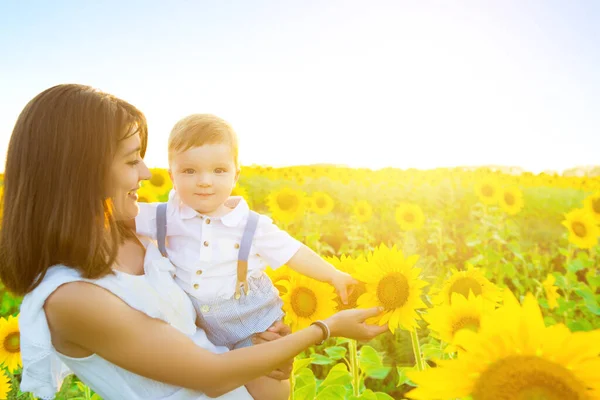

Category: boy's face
[169, 143, 239, 216]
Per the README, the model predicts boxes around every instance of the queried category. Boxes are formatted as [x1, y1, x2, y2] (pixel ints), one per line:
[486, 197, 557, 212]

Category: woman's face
[109, 132, 151, 220]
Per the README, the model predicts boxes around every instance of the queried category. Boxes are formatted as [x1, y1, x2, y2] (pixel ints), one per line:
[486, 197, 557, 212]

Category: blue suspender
[235, 211, 260, 299]
[156, 203, 168, 257]
[155, 204, 260, 300]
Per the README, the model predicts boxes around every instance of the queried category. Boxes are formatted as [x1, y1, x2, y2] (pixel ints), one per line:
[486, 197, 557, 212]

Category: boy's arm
[286, 245, 357, 304]
[286, 245, 339, 283]
[253, 215, 357, 303]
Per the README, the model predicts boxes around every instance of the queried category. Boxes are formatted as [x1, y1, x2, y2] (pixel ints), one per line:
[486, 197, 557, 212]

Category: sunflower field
[1, 165, 600, 399]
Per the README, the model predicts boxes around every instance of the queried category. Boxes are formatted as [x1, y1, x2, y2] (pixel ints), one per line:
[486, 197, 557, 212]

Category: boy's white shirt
[136, 189, 302, 300]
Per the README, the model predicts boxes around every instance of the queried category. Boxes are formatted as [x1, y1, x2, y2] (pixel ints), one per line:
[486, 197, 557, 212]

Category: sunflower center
[571, 222, 587, 238]
[149, 173, 165, 187]
[377, 273, 409, 310]
[451, 316, 480, 337]
[504, 192, 515, 206]
[290, 287, 318, 318]
[403, 212, 415, 223]
[481, 185, 495, 197]
[315, 196, 326, 208]
[358, 206, 366, 216]
[448, 277, 482, 303]
[4, 332, 20, 353]
[592, 198, 600, 214]
[277, 192, 299, 211]
[472, 355, 588, 400]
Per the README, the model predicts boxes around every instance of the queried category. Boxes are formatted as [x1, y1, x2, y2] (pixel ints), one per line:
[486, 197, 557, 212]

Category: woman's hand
[324, 307, 388, 341]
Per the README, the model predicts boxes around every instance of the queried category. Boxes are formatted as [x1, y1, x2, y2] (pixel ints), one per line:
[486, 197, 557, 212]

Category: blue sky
[1, 1, 599, 172]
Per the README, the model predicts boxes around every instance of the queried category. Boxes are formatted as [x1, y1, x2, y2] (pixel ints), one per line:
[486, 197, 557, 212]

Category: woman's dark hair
[0, 84, 148, 295]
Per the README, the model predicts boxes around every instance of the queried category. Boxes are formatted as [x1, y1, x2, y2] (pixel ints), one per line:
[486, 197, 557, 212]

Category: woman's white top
[18, 240, 253, 400]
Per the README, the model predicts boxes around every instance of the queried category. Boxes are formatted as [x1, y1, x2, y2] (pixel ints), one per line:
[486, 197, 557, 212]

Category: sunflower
[562, 208, 600, 249]
[0, 370, 9, 400]
[583, 192, 600, 223]
[395, 203, 425, 231]
[0, 315, 21, 372]
[352, 200, 373, 223]
[499, 186, 524, 215]
[422, 292, 494, 347]
[474, 177, 501, 205]
[265, 265, 293, 295]
[406, 291, 600, 400]
[325, 254, 367, 310]
[266, 187, 307, 224]
[542, 274, 559, 310]
[354, 244, 428, 332]
[148, 168, 172, 194]
[432, 265, 501, 306]
[137, 184, 160, 203]
[280, 273, 337, 332]
[309, 192, 335, 215]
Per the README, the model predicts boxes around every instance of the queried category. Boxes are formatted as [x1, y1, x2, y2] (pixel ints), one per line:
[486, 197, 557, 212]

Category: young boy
[136, 114, 356, 352]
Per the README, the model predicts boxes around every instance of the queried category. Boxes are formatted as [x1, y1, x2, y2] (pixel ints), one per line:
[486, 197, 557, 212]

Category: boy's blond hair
[168, 114, 239, 167]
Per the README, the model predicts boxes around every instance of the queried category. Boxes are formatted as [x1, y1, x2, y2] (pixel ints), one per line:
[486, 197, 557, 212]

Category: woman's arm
[45, 282, 385, 398]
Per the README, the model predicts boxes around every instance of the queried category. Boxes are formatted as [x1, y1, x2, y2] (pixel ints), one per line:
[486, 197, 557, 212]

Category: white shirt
[19, 240, 252, 400]
[136, 190, 302, 300]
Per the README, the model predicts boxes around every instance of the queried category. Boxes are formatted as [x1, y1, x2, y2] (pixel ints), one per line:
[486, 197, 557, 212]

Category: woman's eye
[128, 160, 140, 166]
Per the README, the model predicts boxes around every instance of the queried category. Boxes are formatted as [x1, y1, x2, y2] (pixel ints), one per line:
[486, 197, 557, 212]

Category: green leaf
[294, 368, 317, 400]
[349, 389, 378, 400]
[91, 394, 103, 400]
[567, 259, 585, 273]
[567, 319, 594, 332]
[316, 384, 348, 400]
[574, 287, 600, 316]
[335, 337, 351, 346]
[293, 357, 314, 374]
[375, 392, 396, 400]
[325, 346, 348, 361]
[359, 345, 391, 379]
[321, 363, 352, 387]
[397, 366, 417, 387]
[311, 353, 334, 365]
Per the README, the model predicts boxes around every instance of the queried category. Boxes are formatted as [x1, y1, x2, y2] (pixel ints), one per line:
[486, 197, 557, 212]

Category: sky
[1, 1, 599, 173]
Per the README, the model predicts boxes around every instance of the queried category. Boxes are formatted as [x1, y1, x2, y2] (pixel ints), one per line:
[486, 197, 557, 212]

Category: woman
[0, 84, 387, 400]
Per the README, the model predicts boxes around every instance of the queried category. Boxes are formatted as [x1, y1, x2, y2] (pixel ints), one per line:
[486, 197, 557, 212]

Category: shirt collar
[220, 196, 249, 227]
[167, 190, 249, 227]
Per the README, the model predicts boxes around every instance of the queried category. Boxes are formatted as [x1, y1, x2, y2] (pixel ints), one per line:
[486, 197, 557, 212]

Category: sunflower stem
[348, 339, 361, 396]
[410, 329, 425, 371]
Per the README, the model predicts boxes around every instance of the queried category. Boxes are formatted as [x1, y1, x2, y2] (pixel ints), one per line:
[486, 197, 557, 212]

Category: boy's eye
[183, 169, 195, 174]
[215, 168, 227, 174]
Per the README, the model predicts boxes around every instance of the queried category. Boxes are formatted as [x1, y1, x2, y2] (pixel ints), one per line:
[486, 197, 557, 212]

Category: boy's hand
[252, 320, 291, 345]
[330, 271, 358, 305]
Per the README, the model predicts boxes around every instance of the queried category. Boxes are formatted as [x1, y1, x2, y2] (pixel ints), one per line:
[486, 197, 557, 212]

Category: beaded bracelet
[310, 320, 330, 345]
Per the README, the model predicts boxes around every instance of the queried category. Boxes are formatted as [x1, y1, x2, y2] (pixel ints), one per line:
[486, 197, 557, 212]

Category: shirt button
[200, 305, 210, 313]
[234, 243, 240, 249]
[193, 283, 199, 289]
[196, 270, 203, 275]
[206, 218, 211, 224]
[203, 241, 209, 247]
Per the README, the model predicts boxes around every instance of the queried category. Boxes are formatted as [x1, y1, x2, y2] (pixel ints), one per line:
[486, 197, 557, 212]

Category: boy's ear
[234, 168, 241, 185]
